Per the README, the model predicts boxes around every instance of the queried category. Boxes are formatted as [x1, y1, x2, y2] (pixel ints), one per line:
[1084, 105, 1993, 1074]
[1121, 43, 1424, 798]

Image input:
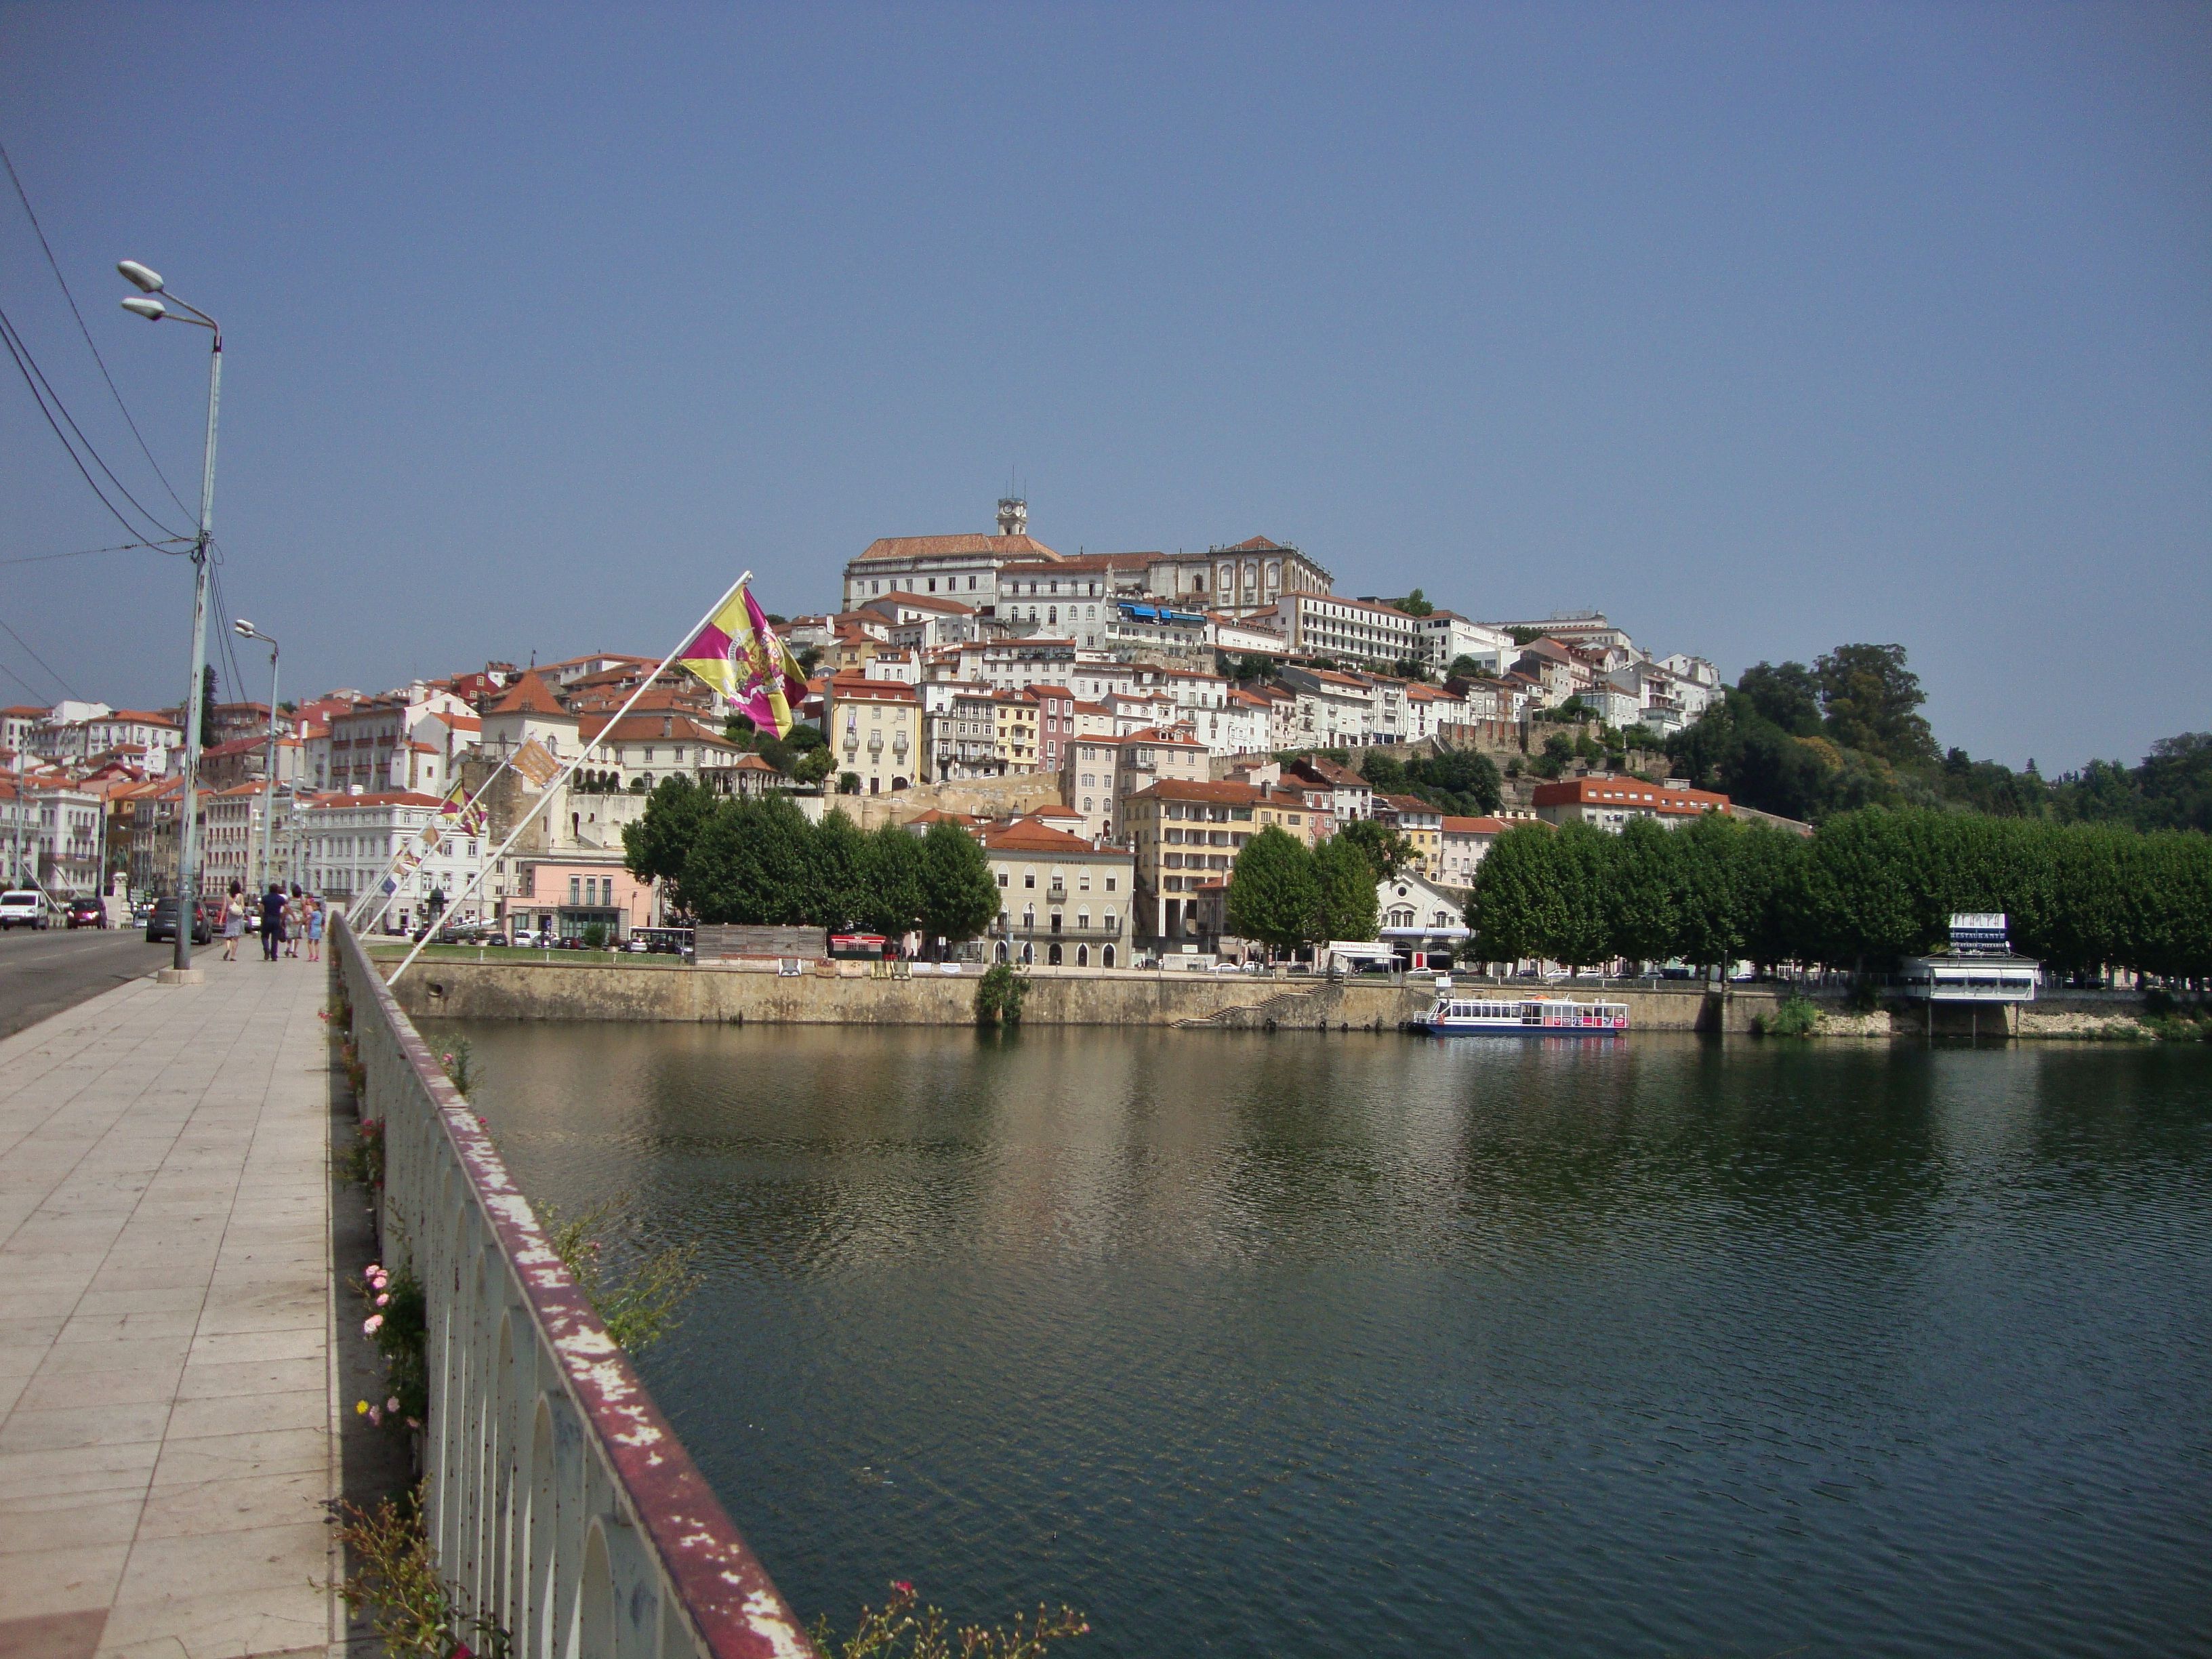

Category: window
[997, 872, 1008, 888]
[1024, 871, 1035, 888]
[1105, 876, 1117, 892]
[569, 876, 581, 905]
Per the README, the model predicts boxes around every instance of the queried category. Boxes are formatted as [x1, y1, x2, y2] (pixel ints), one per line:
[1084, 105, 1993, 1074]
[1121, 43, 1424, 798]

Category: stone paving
[0, 955, 335, 1659]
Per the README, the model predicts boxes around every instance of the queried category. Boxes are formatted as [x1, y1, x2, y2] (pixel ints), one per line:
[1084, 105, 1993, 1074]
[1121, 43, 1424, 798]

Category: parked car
[0, 890, 47, 930]
[144, 897, 214, 945]
[66, 897, 107, 929]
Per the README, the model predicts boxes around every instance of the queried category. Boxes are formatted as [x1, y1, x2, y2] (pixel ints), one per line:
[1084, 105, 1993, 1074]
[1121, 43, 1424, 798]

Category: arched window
[1021, 941, 1033, 964]
[1048, 943, 1063, 966]
[1103, 943, 1115, 968]
[1077, 945, 1088, 967]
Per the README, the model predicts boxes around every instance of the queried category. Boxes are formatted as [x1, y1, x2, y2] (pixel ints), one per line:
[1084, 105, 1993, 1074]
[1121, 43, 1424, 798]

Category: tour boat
[1409, 988, 1629, 1036]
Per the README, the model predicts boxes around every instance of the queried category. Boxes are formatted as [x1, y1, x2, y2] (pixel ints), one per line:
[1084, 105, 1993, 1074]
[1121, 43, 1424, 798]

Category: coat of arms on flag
[676, 581, 808, 739]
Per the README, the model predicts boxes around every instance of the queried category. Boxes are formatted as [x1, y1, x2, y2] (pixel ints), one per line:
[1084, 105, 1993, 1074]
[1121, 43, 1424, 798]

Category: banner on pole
[676, 581, 807, 739]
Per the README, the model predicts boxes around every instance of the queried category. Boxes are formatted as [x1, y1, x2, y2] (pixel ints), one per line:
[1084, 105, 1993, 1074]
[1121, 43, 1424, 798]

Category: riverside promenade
[0, 957, 337, 1659]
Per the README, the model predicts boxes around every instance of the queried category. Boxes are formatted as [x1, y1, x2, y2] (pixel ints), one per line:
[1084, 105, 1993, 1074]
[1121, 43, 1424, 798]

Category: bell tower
[996, 496, 1027, 538]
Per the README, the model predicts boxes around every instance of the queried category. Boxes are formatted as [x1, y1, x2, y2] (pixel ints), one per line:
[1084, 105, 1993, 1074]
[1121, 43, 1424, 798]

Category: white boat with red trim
[1408, 988, 1629, 1036]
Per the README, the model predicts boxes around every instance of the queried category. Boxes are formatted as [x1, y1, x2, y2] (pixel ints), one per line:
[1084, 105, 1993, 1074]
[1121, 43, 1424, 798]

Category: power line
[0, 138, 195, 523]
[0, 613, 80, 702]
[0, 651, 47, 701]
[0, 303, 188, 541]
[0, 539, 188, 568]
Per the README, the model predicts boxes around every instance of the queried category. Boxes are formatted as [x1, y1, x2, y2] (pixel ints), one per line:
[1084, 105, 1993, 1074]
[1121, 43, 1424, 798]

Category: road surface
[0, 926, 176, 1039]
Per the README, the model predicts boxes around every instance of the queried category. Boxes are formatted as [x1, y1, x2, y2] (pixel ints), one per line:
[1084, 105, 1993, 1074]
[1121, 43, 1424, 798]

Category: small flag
[510, 739, 561, 788]
[676, 581, 807, 739]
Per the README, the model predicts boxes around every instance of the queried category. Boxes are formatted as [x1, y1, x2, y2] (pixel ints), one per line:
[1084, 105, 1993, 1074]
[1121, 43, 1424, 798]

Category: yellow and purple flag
[676, 581, 808, 739]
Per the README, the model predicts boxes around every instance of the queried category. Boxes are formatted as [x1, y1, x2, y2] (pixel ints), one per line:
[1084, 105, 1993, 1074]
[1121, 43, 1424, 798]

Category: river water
[436, 1021, 2212, 1658]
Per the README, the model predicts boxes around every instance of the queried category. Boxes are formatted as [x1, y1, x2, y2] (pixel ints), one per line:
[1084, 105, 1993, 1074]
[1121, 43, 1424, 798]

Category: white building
[302, 790, 489, 930]
[1268, 593, 1423, 666]
[1279, 665, 1380, 748]
[1416, 612, 1517, 676]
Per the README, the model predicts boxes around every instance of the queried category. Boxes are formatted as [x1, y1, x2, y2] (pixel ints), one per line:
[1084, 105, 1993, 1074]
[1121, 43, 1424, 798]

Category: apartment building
[1124, 777, 1315, 947]
[1531, 776, 1729, 832]
[301, 790, 487, 928]
[1269, 592, 1422, 665]
[823, 676, 922, 794]
[1373, 794, 1445, 880]
[920, 682, 1001, 781]
[979, 815, 1136, 968]
[1437, 815, 1513, 888]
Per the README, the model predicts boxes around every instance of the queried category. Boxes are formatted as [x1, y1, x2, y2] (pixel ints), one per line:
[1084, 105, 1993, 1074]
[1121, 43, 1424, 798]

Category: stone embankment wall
[1797, 992, 2157, 1040]
[382, 958, 1783, 1033]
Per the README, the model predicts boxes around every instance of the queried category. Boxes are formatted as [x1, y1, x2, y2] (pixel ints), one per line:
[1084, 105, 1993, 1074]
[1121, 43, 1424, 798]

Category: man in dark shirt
[261, 884, 287, 961]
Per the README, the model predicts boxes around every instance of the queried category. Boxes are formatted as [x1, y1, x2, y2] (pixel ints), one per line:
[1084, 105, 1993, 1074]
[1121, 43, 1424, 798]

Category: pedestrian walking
[285, 884, 304, 957]
[221, 882, 247, 962]
[305, 895, 325, 962]
[260, 882, 286, 961]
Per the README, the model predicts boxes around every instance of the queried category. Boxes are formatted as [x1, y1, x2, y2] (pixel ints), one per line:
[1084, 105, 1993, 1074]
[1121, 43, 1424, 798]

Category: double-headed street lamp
[118, 260, 220, 975]
[234, 619, 279, 895]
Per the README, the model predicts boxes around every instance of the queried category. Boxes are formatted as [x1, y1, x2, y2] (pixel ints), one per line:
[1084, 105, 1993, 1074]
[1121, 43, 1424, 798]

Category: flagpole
[347, 750, 520, 937]
[385, 571, 752, 987]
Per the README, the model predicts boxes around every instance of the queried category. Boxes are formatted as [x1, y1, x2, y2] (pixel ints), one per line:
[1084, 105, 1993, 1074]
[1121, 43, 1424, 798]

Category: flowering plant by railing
[811, 1580, 1088, 1659]
[353, 1260, 428, 1431]
[334, 1484, 510, 1659]
[341, 1115, 387, 1191]
[439, 1038, 476, 1097]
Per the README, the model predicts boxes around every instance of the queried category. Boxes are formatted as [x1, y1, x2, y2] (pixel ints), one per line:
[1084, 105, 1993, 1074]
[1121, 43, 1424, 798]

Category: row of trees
[621, 779, 998, 947]
[1469, 808, 2212, 982]
[1223, 827, 1381, 955]
[1668, 640, 2212, 834]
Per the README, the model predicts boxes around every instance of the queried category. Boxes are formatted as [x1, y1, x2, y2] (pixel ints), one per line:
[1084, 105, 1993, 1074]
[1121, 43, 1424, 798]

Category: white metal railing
[336, 916, 815, 1658]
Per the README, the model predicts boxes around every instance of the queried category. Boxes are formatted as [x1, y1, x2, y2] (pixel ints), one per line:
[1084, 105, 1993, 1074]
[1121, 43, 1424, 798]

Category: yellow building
[1124, 777, 1316, 947]
[825, 674, 922, 795]
[991, 689, 1040, 771]
[1374, 793, 1443, 880]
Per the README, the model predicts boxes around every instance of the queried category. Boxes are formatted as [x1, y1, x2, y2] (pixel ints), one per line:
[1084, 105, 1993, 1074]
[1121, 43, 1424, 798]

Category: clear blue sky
[3, 3, 2205, 771]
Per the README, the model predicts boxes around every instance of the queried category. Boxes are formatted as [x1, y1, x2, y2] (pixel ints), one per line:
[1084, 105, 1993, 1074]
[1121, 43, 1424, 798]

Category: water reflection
[438, 1021, 2212, 1659]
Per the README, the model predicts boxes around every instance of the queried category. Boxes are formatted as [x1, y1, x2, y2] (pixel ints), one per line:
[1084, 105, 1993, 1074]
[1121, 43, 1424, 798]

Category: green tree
[621, 775, 720, 916]
[1466, 823, 1556, 965]
[1338, 817, 1412, 880]
[916, 819, 998, 954]
[680, 795, 816, 924]
[1816, 643, 1936, 764]
[808, 810, 869, 931]
[1225, 826, 1320, 954]
[1671, 811, 1746, 974]
[1736, 661, 1824, 736]
[1359, 752, 1407, 792]
[1311, 834, 1379, 943]
[1393, 588, 1435, 617]
[1603, 817, 1678, 970]
[859, 823, 926, 939]
[1410, 748, 1502, 815]
[1542, 822, 1614, 972]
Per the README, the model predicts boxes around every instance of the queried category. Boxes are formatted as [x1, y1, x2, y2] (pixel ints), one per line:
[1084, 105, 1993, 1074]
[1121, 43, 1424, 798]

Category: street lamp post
[234, 620, 279, 896]
[119, 261, 221, 975]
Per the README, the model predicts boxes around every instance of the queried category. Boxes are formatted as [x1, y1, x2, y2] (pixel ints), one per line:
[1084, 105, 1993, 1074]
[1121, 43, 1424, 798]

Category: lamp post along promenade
[119, 260, 222, 977]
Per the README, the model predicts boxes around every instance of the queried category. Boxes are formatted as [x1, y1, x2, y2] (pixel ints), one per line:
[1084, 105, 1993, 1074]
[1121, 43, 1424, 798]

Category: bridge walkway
[0, 957, 339, 1659]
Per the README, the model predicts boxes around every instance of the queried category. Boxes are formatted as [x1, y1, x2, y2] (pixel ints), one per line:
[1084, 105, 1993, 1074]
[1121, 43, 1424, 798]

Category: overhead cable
[0, 138, 195, 522]
[0, 303, 186, 544]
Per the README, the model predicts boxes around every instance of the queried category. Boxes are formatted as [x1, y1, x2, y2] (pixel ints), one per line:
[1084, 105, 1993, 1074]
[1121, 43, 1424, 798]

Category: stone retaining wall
[381, 958, 1783, 1033]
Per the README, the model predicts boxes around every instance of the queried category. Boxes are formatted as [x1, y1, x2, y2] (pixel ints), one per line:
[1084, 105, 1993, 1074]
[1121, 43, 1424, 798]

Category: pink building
[502, 860, 655, 943]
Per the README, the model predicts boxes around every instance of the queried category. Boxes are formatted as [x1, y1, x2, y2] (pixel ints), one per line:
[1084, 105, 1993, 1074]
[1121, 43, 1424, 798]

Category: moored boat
[1409, 986, 1629, 1036]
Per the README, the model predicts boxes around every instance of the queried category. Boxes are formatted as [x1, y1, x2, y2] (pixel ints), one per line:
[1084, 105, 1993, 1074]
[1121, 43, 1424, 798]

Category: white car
[0, 890, 47, 930]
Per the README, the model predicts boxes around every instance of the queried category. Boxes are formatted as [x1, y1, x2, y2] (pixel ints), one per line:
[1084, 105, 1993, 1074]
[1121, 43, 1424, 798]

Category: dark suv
[145, 897, 214, 946]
